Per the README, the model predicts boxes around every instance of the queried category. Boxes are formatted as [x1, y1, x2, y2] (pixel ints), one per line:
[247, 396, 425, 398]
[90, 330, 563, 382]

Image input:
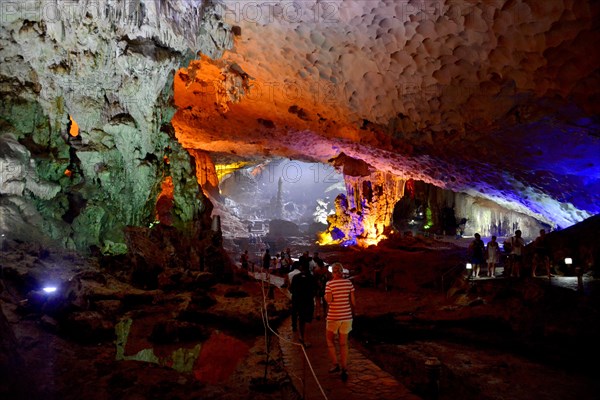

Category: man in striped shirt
[325, 262, 355, 381]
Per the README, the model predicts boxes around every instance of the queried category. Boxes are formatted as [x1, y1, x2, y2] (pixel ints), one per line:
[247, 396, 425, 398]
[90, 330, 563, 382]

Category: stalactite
[319, 170, 405, 247]
[189, 149, 219, 198]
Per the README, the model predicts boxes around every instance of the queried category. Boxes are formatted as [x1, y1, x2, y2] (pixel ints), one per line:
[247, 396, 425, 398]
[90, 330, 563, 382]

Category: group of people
[242, 247, 356, 382]
[468, 229, 553, 278]
[239, 247, 296, 274]
[289, 259, 355, 382]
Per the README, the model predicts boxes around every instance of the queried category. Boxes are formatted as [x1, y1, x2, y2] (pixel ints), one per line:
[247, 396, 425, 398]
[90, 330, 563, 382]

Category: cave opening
[213, 158, 344, 251]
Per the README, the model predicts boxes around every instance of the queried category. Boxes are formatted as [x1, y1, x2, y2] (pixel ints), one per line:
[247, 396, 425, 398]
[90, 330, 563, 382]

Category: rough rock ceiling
[173, 0, 600, 228]
[0, 0, 598, 250]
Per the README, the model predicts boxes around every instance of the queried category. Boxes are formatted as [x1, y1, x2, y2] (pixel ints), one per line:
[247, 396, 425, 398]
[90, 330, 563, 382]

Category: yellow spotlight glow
[358, 235, 387, 247]
[316, 231, 341, 246]
[215, 161, 250, 181]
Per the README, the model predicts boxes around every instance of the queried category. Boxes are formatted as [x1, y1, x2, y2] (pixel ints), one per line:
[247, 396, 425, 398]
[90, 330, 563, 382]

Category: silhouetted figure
[240, 250, 249, 270]
[313, 252, 324, 268]
[287, 263, 302, 332]
[469, 233, 485, 278]
[299, 251, 311, 270]
[262, 249, 271, 272]
[313, 262, 332, 320]
[532, 229, 552, 277]
[486, 236, 500, 277]
[510, 230, 525, 277]
[290, 263, 316, 345]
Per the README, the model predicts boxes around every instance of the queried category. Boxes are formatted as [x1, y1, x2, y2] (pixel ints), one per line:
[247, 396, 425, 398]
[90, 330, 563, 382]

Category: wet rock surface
[0, 239, 296, 400]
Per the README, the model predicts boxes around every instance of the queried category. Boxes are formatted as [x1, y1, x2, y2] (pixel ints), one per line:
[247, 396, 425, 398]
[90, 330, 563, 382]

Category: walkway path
[277, 317, 421, 400]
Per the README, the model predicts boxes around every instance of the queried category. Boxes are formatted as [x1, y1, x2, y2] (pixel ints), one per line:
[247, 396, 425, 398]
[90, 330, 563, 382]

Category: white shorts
[326, 319, 353, 335]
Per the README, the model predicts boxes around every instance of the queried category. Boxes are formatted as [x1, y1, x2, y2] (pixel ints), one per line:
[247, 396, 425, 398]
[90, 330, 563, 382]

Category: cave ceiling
[173, 0, 600, 228]
[1, 0, 599, 242]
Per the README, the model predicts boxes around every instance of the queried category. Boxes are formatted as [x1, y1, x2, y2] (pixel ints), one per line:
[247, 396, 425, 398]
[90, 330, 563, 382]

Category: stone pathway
[277, 317, 421, 400]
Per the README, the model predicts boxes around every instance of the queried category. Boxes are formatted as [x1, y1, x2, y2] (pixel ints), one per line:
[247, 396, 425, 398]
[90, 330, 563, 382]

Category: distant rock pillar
[321, 153, 405, 246]
[211, 215, 221, 233]
[344, 171, 405, 246]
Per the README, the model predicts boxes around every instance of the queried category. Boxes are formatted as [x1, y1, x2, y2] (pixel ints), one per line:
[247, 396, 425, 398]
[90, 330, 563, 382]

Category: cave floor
[278, 315, 419, 400]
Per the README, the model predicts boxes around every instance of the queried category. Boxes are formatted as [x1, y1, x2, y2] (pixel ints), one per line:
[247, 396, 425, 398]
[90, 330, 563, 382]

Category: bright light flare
[565, 258, 573, 265]
[466, 263, 473, 270]
[42, 286, 57, 294]
[316, 231, 341, 246]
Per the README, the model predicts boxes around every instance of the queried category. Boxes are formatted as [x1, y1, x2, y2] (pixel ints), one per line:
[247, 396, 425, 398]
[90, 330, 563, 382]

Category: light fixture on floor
[466, 263, 473, 282]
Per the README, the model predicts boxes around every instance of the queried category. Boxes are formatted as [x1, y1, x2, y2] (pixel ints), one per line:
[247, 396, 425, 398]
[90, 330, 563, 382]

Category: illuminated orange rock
[156, 176, 174, 225]
[320, 154, 406, 247]
[189, 149, 220, 198]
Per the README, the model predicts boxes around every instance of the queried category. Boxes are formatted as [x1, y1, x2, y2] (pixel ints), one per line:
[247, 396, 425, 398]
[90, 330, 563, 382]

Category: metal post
[425, 357, 442, 400]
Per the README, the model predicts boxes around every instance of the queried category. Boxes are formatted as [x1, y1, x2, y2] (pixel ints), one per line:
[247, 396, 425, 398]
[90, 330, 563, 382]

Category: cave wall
[399, 179, 548, 239]
[0, 0, 233, 251]
[1, 1, 598, 251]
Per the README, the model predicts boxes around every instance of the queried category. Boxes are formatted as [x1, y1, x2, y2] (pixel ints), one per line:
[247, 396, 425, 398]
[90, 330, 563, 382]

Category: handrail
[441, 263, 465, 295]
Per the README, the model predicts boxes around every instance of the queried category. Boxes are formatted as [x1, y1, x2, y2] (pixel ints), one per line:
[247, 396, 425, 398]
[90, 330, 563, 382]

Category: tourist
[532, 229, 552, 277]
[262, 249, 271, 272]
[313, 261, 332, 320]
[270, 256, 278, 274]
[290, 262, 316, 345]
[278, 251, 287, 273]
[287, 262, 302, 332]
[313, 252, 324, 269]
[240, 250, 249, 270]
[510, 230, 525, 278]
[469, 233, 485, 278]
[486, 236, 500, 277]
[299, 251, 311, 270]
[325, 262, 355, 382]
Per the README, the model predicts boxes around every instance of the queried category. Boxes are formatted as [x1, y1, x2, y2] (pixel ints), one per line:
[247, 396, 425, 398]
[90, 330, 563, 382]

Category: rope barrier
[254, 269, 329, 400]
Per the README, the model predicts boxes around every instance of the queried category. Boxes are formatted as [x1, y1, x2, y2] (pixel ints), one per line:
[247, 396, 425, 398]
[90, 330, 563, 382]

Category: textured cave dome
[174, 0, 600, 229]
[0, 0, 599, 250]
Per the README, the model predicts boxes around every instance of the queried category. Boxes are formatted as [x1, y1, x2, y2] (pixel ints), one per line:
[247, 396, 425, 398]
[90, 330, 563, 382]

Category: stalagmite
[319, 154, 405, 246]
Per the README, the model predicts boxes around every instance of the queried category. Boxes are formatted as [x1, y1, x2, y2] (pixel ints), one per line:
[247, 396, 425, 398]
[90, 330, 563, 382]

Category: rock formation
[1, 0, 599, 249]
[1, 0, 232, 250]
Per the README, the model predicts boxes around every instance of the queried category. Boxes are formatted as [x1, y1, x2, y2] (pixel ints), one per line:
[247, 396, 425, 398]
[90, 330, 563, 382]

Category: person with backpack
[469, 233, 486, 278]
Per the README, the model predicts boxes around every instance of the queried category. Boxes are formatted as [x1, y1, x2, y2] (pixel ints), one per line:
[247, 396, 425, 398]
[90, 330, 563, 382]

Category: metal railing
[441, 263, 465, 295]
